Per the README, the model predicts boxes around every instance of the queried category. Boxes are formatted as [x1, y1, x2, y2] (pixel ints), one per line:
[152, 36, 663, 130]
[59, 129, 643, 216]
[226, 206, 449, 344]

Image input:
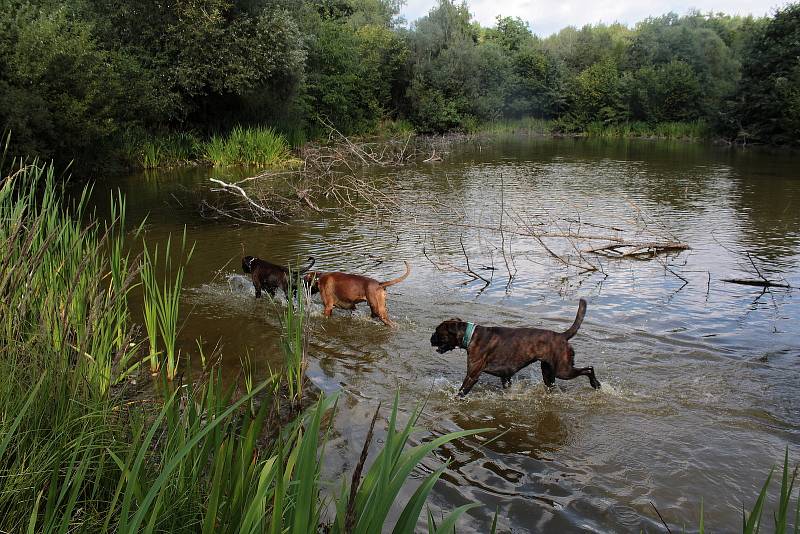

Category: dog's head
[242, 256, 257, 274]
[302, 272, 321, 295]
[430, 318, 465, 354]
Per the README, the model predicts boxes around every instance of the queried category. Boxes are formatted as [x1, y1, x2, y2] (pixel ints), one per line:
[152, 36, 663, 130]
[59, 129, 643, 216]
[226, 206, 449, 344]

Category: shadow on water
[90, 137, 800, 533]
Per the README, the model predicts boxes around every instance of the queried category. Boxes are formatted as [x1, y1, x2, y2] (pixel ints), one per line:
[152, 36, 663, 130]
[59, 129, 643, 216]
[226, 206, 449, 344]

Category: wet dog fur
[430, 299, 600, 396]
[304, 261, 410, 326]
[241, 255, 315, 298]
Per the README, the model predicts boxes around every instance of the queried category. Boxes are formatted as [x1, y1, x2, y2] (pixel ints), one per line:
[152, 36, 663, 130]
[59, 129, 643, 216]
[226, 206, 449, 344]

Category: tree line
[1, 0, 799, 169]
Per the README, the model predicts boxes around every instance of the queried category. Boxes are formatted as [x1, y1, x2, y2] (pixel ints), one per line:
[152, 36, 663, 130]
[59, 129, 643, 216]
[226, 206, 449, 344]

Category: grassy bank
[0, 157, 489, 532]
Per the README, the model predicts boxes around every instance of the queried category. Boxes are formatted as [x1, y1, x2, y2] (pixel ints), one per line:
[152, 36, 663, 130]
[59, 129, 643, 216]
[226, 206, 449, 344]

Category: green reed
[331, 391, 489, 533]
[482, 117, 553, 136]
[5, 360, 487, 533]
[685, 448, 798, 533]
[737, 448, 798, 534]
[584, 119, 709, 140]
[376, 118, 416, 137]
[202, 125, 293, 167]
[121, 130, 203, 169]
[140, 229, 194, 380]
[0, 159, 140, 397]
[277, 271, 308, 403]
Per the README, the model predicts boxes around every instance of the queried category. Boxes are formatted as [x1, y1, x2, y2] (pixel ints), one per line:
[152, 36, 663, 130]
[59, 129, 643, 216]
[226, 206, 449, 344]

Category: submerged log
[721, 278, 791, 288]
[584, 241, 691, 258]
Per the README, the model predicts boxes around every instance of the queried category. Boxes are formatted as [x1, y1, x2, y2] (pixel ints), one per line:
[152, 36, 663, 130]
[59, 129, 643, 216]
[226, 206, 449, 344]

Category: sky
[400, 0, 793, 36]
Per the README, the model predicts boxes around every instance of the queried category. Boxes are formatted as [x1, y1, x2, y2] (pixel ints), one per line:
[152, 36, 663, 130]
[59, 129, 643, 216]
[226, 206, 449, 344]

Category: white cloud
[401, 0, 793, 36]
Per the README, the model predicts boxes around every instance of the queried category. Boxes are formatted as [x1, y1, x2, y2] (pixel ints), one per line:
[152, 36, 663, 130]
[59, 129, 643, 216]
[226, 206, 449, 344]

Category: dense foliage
[0, 0, 798, 168]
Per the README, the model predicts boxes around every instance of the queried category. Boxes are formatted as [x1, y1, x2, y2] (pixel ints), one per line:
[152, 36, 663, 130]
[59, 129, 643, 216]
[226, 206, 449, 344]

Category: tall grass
[481, 117, 553, 136]
[140, 230, 194, 380]
[331, 392, 488, 533]
[376, 118, 416, 137]
[202, 125, 293, 167]
[0, 161, 141, 397]
[277, 272, 308, 403]
[681, 449, 799, 533]
[123, 130, 203, 169]
[584, 120, 710, 140]
[731, 448, 798, 534]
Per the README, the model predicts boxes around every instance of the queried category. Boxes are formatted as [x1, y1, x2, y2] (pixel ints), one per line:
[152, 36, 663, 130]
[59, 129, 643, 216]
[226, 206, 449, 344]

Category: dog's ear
[448, 317, 463, 323]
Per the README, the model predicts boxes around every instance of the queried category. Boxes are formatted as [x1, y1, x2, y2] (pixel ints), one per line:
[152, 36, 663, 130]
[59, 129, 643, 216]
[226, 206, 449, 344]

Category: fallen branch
[460, 236, 491, 288]
[721, 252, 792, 288]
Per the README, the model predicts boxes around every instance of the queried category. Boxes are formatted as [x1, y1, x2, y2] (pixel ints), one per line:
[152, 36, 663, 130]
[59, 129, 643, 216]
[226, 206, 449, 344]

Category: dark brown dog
[430, 299, 600, 396]
[241, 255, 315, 298]
[304, 261, 410, 326]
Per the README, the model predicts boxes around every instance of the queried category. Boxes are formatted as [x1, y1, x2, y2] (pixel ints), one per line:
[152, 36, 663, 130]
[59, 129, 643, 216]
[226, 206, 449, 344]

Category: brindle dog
[430, 299, 600, 396]
[241, 255, 315, 298]
[304, 261, 410, 326]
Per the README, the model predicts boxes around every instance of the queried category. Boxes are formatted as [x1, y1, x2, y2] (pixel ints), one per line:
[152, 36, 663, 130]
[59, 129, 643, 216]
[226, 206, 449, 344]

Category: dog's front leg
[540, 362, 556, 388]
[458, 356, 484, 397]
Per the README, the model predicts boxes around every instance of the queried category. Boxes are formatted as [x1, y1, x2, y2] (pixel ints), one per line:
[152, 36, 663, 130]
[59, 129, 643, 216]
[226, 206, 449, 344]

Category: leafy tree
[405, 0, 481, 131]
[544, 23, 631, 75]
[626, 13, 739, 116]
[569, 58, 627, 125]
[85, 0, 305, 123]
[728, 3, 800, 144]
[0, 1, 167, 164]
[625, 60, 702, 122]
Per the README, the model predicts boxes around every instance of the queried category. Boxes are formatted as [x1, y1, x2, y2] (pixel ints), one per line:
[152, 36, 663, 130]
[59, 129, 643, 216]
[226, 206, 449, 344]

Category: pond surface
[96, 137, 799, 532]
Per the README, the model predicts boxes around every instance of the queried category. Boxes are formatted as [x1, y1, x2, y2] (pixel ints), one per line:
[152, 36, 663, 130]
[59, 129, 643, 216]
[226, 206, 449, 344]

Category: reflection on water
[93, 137, 799, 532]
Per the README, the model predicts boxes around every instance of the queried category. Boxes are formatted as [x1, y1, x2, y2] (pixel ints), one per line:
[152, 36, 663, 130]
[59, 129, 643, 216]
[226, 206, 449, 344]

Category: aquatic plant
[583, 120, 709, 140]
[737, 448, 798, 534]
[482, 117, 553, 136]
[330, 391, 488, 533]
[277, 272, 308, 403]
[202, 126, 293, 167]
[0, 159, 141, 397]
[375, 119, 416, 137]
[121, 131, 203, 169]
[140, 229, 194, 380]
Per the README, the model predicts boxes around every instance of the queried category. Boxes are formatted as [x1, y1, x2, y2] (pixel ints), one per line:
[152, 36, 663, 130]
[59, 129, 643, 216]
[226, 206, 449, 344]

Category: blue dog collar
[462, 322, 476, 349]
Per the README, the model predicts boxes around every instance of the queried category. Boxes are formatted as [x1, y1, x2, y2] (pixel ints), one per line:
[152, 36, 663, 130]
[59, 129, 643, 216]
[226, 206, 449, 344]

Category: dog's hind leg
[501, 376, 512, 388]
[369, 291, 394, 327]
[556, 366, 601, 389]
[319, 283, 336, 317]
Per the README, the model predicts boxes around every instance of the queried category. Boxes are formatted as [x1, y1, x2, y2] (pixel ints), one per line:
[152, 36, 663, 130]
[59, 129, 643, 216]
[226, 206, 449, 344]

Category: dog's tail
[379, 261, 411, 288]
[562, 298, 587, 339]
[297, 256, 315, 274]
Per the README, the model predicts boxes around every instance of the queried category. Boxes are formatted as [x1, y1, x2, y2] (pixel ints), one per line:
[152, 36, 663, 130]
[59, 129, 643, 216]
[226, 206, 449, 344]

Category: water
[95, 137, 799, 532]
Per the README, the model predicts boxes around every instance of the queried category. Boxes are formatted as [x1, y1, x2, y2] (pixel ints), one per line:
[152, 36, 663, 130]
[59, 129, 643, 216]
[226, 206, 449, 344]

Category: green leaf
[431, 503, 480, 534]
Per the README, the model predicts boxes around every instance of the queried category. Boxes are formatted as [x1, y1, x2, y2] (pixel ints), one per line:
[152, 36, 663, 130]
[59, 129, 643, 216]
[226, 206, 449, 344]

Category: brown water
[96, 137, 799, 532]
